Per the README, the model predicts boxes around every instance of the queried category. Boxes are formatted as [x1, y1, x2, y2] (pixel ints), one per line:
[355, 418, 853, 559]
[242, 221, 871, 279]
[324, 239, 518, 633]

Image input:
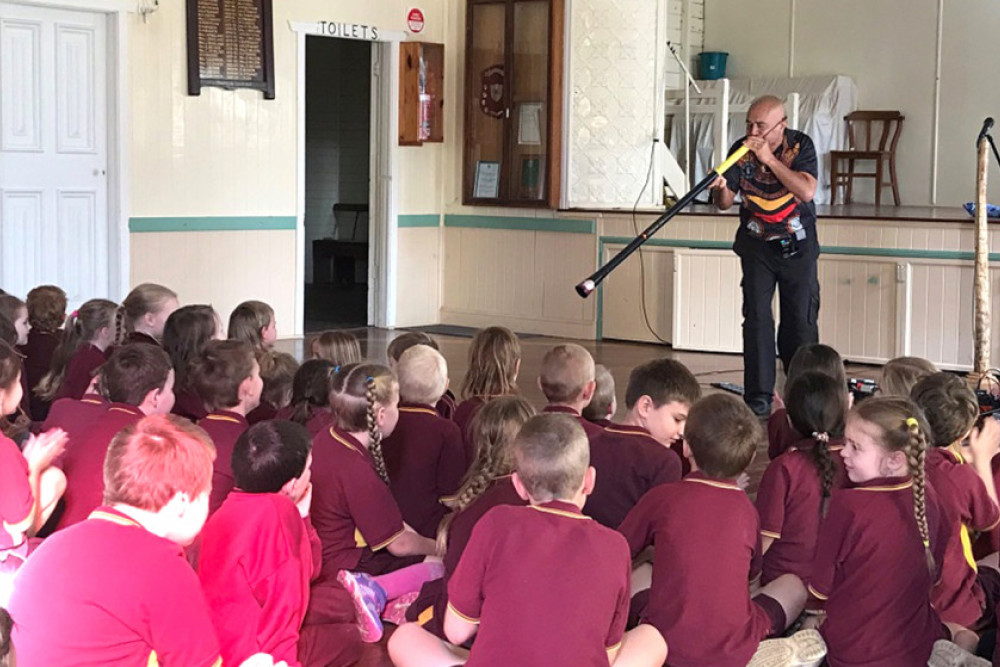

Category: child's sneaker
[337, 569, 387, 643]
[928, 640, 991, 667]
[748, 629, 826, 667]
[382, 590, 420, 626]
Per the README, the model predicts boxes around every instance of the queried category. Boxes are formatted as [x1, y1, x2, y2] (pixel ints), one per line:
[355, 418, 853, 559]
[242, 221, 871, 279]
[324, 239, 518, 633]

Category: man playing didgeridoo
[710, 95, 819, 417]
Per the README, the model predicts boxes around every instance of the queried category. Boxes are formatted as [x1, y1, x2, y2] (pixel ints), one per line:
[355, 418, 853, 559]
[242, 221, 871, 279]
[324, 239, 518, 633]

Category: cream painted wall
[125, 0, 449, 334]
[703, 0, 1000, 207]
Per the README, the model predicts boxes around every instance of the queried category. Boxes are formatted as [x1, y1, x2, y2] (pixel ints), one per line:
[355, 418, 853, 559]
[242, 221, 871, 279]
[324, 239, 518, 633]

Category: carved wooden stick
[974, 137, 991, 373]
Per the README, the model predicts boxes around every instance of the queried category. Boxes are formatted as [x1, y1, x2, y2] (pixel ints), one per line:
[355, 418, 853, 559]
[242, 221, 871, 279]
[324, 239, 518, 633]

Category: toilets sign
[289, 20, 408, 43]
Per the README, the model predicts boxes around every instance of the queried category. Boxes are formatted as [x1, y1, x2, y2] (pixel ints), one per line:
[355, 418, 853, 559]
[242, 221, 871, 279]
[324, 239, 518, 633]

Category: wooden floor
[275, 329, 880, 666]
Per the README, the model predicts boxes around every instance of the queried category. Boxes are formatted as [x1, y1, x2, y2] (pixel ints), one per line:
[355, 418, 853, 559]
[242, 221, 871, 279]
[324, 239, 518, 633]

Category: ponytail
[904, 416, 934, 576]
[809, 431, 837, 500]
[365, 375, 390, 484]
[114, 305, 127, 346]
[37, 299, 117, 401]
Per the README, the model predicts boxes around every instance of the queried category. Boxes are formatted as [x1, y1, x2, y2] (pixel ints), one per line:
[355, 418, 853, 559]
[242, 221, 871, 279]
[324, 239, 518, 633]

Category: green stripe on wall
[444, 214, 595, 234]
[129, 216, 297, 232]
[398, 214, 441, 228]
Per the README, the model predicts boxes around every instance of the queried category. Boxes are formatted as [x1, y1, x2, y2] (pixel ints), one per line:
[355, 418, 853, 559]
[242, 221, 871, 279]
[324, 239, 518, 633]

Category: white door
[0, 3, 109, 308]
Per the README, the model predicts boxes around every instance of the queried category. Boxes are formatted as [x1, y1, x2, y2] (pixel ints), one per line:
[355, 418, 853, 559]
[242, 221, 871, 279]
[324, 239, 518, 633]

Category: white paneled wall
[441, 226, 596, 338]
[601, 245, 674, 344]
[672, 249, 742, 352]
[816, 257, 898, 364]
[396, 226, 441, 327]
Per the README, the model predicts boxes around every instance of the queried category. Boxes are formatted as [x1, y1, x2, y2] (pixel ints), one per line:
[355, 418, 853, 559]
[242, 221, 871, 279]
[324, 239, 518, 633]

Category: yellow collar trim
[400, 406, 438, 416]
[330, 429, 362, 454]
[204, 413, 242, 424]
[89, 510, 140, 528]
[856, 481, 913, 492]
[528, 505, 589, 520]
[686, 477, 741, 491]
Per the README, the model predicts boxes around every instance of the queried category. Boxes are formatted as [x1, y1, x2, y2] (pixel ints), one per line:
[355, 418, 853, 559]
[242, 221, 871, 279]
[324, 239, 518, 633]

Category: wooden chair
[830, 111, 904, 206]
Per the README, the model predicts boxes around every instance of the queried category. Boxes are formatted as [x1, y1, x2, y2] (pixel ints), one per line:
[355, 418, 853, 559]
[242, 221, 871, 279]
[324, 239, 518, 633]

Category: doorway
[0, 2, 124, 309]
[303, 36, 372, 332]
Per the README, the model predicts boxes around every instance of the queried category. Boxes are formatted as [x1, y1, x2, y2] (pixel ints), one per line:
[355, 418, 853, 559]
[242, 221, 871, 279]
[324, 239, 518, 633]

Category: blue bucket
[699, 51, 728, 80]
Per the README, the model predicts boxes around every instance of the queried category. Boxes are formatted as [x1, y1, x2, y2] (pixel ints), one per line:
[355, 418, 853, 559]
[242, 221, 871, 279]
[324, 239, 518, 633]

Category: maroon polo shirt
[200, 491, 319, 667]
[57, 403, 144, 531]
[584, 423, 682, 529]
[126, 331, 159, 346]
[54, 343, 108, 401]
[0, 432, 33, 551]
[925, 447, 1000, 626]
[767, 408, 799, 459]
[19, 329, 61, 420]
[382, 402, 466, 538]
[310, 427, 406, 576]
[248, 399, 278, 425]
[435, 390, 457, 421]
[587, 417, 614, 429]
[9, 506, 222, 667]
[198, 410, 250, 514]
[619, 472, 769, 667]
[173, 387, 208, 422]
[448, 501, 630, 667]
[755, 439, 848, 584]
[408, 476, 527, 635]
[810, 476, 948, 667]
[454, 397, 486, 466]
[275, 405, 335, 438]
[543, 405, 606, 439]
[39, 393, 108, 451]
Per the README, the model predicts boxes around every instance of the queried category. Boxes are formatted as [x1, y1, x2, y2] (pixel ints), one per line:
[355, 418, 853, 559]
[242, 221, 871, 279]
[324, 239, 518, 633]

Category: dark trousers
[739, 240, 820, 405]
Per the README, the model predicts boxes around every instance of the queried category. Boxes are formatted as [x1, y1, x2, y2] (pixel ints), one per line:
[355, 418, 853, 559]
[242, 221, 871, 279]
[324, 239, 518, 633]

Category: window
[463, 0, 563, 206]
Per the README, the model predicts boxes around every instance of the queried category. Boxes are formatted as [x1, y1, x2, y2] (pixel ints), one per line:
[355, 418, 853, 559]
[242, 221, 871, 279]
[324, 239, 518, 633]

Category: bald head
[746, 95, 787, 149]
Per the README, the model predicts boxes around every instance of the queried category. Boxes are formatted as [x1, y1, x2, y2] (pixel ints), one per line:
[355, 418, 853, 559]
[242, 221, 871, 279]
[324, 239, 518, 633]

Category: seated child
[382, 345, 465, 538]
[113, 283, 179, 347]
[620, 393, 821, 667]
[310, 363, 442, 643]
[0, 607, 11, 667]
[310, 330, 362, 366]
[405, 395, 535, 638]
[387, 332, 455, 420]
[879, 355, 938, 397]
[0, 341, 67, 595]
[538, 343, 604, 438]
[0, 295, 30, 417]
[756, 371, 848, 586]
[584, 358, 699, 529]
[36, 298, 116, 402]
[21, 285, 66, 420]
[56, 344, 175, 530]
[38, 377, 108, 445]
[199, 420, 363, 667]
[810, 397, 962, 665]
[769, 343, 846, 459]
[455, 327, 520, 463]
[583, 363, 616, 428]
[911, 372, 1000, 631]
[275, 359, 337, 437]
[249, 351, 298, 424]
[192, 340, 263, 514]
[388, 414, 668, 667]
[164, 304, 224, 421]
[229, 300, 278, 355]
[8, 415, 221, 665]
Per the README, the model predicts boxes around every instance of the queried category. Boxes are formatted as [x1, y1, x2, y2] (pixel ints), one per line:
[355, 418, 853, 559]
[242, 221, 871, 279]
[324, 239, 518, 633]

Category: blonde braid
[904, 417, 934, 576]
[366, 375, 390, 484]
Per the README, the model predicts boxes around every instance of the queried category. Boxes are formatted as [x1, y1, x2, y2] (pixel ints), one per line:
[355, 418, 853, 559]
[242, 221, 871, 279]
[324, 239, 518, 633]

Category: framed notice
[187, 0, 276, 99]
[517, 102, 543, 145]
[519, 154, 544, 199]
[474, 161, 501, 199]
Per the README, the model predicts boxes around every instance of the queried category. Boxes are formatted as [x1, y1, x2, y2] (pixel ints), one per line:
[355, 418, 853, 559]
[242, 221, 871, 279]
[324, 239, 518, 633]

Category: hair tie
[922, 538, 930, 548]
[332, 365, 340, 374]
[811, 431, 830, 444]
[70, 309, 79, 319]
[366, 376, 374, 383]
[905, 417, 919, 428]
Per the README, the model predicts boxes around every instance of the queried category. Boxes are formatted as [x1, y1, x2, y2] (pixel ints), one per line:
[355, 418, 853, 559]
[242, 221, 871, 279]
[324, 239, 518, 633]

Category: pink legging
[374, 561, 445, 600]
